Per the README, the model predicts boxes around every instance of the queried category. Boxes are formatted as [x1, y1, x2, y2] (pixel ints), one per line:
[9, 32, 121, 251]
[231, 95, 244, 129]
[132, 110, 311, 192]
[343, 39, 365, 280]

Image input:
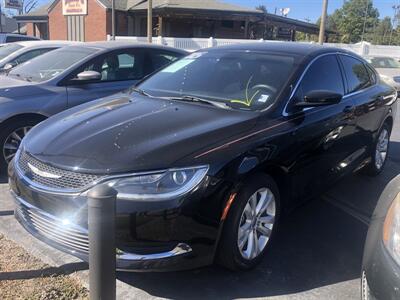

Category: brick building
[14, 0, 328, 42]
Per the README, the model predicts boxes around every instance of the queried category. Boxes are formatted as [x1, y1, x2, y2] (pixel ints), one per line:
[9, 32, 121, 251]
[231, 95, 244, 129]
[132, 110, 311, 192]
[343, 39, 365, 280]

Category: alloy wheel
[237, 187, 276, 260]
[2, 126, 32, 163]
[375, 128, 389, 170]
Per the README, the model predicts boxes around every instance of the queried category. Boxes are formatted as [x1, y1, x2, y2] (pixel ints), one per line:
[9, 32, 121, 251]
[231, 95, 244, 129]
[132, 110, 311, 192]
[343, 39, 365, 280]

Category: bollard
[88, 184, 118, 300]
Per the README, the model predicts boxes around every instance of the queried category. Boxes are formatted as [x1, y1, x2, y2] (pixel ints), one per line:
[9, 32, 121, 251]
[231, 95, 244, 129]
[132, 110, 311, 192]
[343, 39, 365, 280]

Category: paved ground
[0, 105, 399, 299]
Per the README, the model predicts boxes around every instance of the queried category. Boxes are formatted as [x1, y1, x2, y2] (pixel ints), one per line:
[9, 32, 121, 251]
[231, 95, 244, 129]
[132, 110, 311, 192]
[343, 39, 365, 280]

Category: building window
[67, 16, 85, 42]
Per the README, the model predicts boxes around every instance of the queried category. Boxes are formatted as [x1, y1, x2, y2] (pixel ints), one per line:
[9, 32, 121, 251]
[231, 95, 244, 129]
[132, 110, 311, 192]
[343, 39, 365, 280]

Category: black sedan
[362, 175, 400, 300]
[8, 43, 398, 271]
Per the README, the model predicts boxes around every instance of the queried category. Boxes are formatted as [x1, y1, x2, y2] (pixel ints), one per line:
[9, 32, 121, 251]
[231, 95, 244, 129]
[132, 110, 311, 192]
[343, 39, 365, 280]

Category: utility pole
[0, 2, 3, 33]
[111, 0, 115, 40]
[319, 0, 328, 44]
[147, 0, 153, 43]
[389, 5, 400, 45]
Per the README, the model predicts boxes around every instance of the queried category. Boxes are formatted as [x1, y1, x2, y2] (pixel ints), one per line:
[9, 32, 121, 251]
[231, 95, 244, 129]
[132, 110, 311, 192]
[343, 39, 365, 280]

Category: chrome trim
[282, 52, 378, 117]
[27, 162, 63, 179]
[12, 191, 193, 262]
[116, 243, 192, 261]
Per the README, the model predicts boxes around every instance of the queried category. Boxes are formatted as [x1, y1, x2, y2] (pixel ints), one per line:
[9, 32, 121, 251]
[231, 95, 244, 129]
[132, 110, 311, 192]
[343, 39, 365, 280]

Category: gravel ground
[0, 234, 88, 300]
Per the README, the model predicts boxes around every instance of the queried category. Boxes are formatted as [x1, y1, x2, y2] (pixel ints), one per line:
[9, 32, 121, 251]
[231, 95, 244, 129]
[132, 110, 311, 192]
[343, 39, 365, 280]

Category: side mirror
[3, 63, 15, 71]
[295, 90, 343, 108]
[75, 70, 101, 81]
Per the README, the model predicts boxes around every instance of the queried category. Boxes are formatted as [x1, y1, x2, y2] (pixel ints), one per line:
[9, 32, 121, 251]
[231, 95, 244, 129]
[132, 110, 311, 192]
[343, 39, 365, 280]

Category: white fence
[108, 35, 400, 57]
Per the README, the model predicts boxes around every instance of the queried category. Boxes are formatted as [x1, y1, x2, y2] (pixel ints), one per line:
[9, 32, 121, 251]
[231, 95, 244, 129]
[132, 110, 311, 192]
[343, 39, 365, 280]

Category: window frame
[62, 48, 147, 86]
[365, 64, 378, 85]
[283, 53, 346, 116]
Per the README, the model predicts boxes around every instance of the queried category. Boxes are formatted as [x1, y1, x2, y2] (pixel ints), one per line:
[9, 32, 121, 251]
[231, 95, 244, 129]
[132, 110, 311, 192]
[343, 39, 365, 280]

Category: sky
[228, 0, 400, 22]
[6, 0, 400, 22]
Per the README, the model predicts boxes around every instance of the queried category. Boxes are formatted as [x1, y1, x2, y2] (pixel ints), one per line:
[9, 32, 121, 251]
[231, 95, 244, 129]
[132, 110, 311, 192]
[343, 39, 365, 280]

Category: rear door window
[339, 55, 372, 94]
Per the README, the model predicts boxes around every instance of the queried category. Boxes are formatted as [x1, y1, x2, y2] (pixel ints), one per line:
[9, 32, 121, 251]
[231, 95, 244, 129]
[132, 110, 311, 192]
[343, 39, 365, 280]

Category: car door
[64, 49, 146, 108]
[285, 54, 358, 197]
[338, 54, 392, 152]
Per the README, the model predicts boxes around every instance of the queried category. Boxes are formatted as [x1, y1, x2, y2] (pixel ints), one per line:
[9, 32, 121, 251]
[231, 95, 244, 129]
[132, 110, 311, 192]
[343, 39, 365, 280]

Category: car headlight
[383, 193, 400, 264]
[106, 166, 209, 201]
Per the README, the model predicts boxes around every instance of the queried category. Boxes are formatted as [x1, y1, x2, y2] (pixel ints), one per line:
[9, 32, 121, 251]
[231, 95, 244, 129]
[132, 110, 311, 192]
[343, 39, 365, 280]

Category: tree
[256, 5, 267, 14]
[373, 17, 392, 44]
[327, 0, 379, 43]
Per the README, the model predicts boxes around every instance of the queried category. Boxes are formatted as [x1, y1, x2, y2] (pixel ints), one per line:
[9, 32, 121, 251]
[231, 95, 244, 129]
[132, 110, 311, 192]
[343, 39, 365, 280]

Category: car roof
[73, 41, 188, 54]
[203, 42, 355, 58]
[0, 33, 38, 38]
[10, 40, 79, 48]
[365, 55, 396, 59]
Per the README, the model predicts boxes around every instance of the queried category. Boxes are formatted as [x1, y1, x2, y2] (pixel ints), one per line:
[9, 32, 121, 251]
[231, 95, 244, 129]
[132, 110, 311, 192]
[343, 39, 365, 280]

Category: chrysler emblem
[27, 163, 62, 179]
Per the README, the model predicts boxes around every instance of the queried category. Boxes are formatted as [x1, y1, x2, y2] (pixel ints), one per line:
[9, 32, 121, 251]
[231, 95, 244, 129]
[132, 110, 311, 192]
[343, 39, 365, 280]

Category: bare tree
[21, 0, 38, 14]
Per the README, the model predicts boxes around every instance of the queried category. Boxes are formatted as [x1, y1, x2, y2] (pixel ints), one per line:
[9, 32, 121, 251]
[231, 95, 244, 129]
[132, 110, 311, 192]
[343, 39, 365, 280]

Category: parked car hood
[0, 75, 43, 101]
[375, 68, 400, 78]
[24, 93, 259, 174]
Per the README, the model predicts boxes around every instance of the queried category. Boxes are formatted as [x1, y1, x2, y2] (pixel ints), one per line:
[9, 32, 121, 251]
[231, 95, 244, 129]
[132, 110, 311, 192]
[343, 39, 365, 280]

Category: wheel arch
[213, 163, 290, 261]
[383, 115, 393, 133]
[0, 113, 48, 129]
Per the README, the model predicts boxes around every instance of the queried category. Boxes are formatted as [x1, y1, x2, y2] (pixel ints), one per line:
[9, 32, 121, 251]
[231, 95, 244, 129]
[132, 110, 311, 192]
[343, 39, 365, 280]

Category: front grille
[15, 198, 89, 255]
[18, 151, 105, 191]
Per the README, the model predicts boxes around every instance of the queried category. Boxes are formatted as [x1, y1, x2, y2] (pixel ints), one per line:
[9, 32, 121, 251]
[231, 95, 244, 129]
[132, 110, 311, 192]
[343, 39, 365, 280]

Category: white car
[365, 56, 400, 92]
[0, 41, 79, 72]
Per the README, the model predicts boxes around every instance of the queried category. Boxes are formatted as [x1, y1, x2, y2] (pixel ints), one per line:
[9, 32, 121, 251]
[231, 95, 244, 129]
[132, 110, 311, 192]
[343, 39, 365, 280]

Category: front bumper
[9, 160, 220, 271]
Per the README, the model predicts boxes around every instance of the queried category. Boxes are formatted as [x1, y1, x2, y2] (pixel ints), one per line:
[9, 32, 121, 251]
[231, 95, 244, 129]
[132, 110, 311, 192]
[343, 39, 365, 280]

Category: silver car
[0, 42, 187, 172]
[0, 40, 77, 72]
[365, 56, 400, 91]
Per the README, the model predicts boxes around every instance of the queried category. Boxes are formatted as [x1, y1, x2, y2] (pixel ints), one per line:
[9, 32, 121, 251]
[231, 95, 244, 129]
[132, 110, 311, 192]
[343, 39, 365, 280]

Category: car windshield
[8, 46, 98, 82]
[138, 51, 296, 111]
[0, 43, 23, 60]
[369, 57, 400, 69]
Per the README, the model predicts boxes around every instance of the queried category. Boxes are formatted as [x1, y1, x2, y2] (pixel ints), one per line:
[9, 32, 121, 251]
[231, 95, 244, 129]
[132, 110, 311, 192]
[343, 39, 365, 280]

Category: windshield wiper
[130, 87, 151, 97]
[166, 95, 231, 109]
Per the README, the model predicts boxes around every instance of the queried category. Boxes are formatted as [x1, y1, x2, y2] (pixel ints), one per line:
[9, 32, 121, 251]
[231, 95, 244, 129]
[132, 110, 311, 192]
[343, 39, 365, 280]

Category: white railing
[109, 35, 277, 51]
[108, 35, 400, 57]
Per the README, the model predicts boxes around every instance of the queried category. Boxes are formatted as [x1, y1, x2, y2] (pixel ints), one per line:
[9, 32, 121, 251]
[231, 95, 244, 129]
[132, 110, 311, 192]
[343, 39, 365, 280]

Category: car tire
[364, 123, 391, 176]
[0, 119, 38, 173]
[217, 174, 280, 271]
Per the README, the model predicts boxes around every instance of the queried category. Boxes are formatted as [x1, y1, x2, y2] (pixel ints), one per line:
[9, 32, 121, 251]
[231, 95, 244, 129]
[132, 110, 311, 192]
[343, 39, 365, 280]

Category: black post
[88, 184, 118, 300]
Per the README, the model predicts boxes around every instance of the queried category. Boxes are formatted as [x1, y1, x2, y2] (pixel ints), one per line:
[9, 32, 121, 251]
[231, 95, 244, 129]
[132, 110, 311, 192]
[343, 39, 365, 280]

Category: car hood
[375, 68, 400, 78]
[0, 75, 41, 101]
[24, 93, 259, 174]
